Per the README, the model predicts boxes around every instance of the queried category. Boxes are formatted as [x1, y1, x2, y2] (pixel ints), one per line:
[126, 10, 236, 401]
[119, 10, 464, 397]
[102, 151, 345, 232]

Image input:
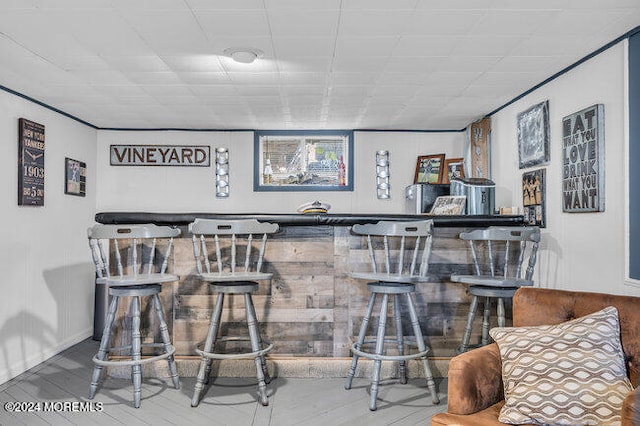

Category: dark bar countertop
[95, 212, 525, 227]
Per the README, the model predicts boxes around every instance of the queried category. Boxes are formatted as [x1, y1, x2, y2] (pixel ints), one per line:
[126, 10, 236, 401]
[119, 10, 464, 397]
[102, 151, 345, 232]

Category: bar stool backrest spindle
[351, 220, 435, 283]
[189, 218, 279, 281]
[87, 224, 180, 284]
[458, 226, 540, 283]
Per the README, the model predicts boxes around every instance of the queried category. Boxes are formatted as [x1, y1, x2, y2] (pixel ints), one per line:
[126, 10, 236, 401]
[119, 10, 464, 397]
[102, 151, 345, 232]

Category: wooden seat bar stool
[450, 226, 540, 353]
[345, 220, 440, 411]
[189, 218, 279, 407]
[87, 224, 181, 408]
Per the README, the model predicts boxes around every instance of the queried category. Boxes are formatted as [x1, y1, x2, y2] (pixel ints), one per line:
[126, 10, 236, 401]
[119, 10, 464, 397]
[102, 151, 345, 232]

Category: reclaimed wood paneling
[104, 225, 513, 360]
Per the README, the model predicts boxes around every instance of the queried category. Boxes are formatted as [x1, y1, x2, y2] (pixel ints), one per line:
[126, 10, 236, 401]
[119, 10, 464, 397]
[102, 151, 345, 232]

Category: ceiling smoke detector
[224, 47, 264, 64]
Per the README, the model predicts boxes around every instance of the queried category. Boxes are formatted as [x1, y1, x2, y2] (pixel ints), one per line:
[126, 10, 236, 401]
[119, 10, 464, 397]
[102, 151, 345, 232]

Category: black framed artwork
[517, 100, 550, 169]
[65, 157, 86, 197]
[18, 118, 45, 206]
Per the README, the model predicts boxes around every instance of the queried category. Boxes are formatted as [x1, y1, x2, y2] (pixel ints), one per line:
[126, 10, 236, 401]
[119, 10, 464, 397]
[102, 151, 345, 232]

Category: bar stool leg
[245, 292, 270, 385]
[458, 295, 479, 353]
[192, 292, 224, 407]
[370, 292, 389, 411]
[245, 293, 269, 406]
[89, 294, 119, 400]
[406, 293, 439, 405]
[393, 294, 407, 385]
[131, 296, 143, 408]
[481, 296, 491, 346]
[497, 297, 506, 327]
[152, 294, 180, 390]
[345, 292, 376, 390]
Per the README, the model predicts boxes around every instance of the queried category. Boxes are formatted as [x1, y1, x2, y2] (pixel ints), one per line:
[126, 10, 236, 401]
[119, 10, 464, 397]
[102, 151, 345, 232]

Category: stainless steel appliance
[405, 183, 450, 214]
[450, 178, 495, 215]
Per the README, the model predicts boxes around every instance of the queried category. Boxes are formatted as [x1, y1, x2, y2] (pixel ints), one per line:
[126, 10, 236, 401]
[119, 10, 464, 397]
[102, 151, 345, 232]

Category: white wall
[0, 91, 98, 384]
[491, 40, 640, 297]
[96, 130, 465, 214]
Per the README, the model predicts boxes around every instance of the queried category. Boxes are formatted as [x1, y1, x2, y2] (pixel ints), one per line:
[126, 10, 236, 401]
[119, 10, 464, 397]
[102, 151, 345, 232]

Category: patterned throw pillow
[489, 306, 633, 425]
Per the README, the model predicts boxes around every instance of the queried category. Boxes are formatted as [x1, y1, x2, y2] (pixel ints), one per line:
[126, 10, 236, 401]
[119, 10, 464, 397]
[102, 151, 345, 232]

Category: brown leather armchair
[431, 287, 640, 426]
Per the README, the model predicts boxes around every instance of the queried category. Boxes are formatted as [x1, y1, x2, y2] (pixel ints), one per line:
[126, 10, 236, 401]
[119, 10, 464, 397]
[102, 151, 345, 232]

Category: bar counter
[95, 212, 525, 377]
[96, 211, 524, 228]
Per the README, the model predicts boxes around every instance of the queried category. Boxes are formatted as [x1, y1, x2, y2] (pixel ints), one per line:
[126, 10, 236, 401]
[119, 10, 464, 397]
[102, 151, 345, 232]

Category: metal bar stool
[87, 224, 181, 408]
[345, 220, 440, 411]
[451, 226, 540, 353]
[189, 218, 278, 407]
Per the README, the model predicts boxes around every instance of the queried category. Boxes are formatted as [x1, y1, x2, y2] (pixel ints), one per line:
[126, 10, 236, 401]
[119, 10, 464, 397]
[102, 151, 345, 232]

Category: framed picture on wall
[64, 157, 86, 197]
[18, 118, 46, 206]
[517, 100, 550, 169]
[522, 168, 546, 227]
[414, 154, 445, 184]
[443, 157, 465, 184]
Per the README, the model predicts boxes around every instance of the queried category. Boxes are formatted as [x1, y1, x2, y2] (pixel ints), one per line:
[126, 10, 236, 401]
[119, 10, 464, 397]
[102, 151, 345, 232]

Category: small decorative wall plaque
[522, 168, 546, 227]
[562, 104, 605, 212]
[65, 157, 86, 197]
[470, 117, 491, 178]
[517, 101, 550, 169]
[18, 118, 45, 206]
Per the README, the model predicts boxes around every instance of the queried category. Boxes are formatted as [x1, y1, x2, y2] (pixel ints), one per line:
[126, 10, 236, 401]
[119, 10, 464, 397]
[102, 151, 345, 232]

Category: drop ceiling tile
[385, 56, 447, 73]
[393, 36, 461, 57]
[189, 85, 238, 97]
[285, 96, 325, 106]
[220, 58, 280, 73]
[110, 0, 188, 9]
[185, 0, 263, 10]
[265, 0, 340, 9]
[512, 35, 585, 56]
[334, 36, 400, 58]
[141, 85, 194, 97]
[267, 10, 340, 37]
[272, 37, 336, 57]
[470, 10, 558, 36]
[450, 36, 526, 56]
[280, 72, 327, 85]
[124, 72, 182, 85]
[414, 0, 493, 10]
[277, 57, 333, 73]
[437, 56, 501, 72]
[173, 72, 230, 84]
[332, 56, 389, 72]
[330, 72, 382, 85]
[376, 72, 429, 85]
[100, 56, 170, 72]
[194, 10, 270, 37]
[404, 10, 484, 36]
[535, 9, 633, 36]
[343, 0, 417, 9]
[489, 56, 561, 73]
[226, 72, 280, 85]
[280, 86, 326, 96]
[159, 55, 225, 73]
[236, 86, 281, 96]
[338, 10, 416, 37]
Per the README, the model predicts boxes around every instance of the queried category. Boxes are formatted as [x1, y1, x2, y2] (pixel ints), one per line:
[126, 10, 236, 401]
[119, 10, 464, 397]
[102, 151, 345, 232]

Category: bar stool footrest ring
[351, 339, 430, 362]
[93, 343, 176, 367]
[195, 337, 273, 360]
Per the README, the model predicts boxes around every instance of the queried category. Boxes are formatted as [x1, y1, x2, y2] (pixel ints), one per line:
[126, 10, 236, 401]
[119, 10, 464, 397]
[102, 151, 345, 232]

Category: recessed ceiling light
[223, 47, 264, 64]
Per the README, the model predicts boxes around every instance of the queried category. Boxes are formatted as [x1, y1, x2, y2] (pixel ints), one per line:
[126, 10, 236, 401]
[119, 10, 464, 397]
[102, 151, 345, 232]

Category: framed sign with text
[18, 118, 45, 206]
[562, 104, 605, 212]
